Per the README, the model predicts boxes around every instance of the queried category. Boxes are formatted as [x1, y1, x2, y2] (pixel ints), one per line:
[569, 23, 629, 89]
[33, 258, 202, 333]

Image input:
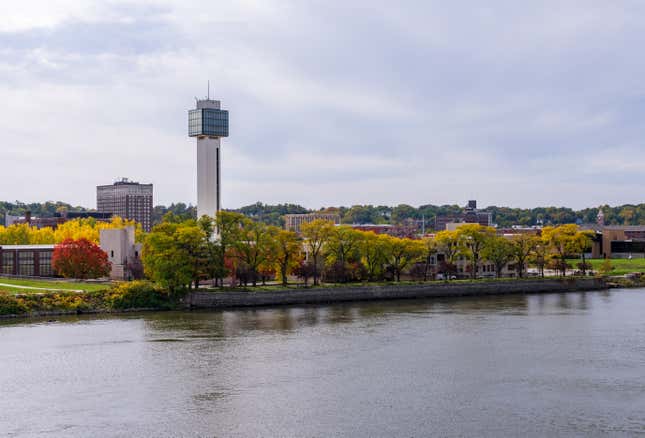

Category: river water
[1, 289, 645, 437]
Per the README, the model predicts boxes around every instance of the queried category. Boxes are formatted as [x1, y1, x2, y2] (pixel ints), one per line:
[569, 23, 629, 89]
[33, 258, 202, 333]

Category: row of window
[1, 251, 54, 276]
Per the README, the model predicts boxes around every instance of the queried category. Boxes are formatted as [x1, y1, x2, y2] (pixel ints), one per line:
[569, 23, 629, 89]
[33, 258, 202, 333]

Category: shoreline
[184, 278, 610, 310]
[0, 277, 625, 320]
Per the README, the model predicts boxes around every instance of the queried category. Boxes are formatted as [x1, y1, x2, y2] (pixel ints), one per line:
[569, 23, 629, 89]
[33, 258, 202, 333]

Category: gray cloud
[1, 1, 644, 209]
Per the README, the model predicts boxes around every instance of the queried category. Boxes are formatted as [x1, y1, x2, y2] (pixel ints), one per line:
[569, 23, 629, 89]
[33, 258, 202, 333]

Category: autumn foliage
[52, 238, 111, 279]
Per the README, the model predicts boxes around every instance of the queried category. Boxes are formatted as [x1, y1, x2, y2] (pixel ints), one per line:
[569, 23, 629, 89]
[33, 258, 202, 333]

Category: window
[2, 252, 14, 275]
[19, 251, 34, 276]
[39, 251, 53, 277]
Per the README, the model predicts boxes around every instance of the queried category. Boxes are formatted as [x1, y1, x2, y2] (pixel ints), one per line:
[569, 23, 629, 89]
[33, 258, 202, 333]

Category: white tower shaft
[196, 137, 220, 219]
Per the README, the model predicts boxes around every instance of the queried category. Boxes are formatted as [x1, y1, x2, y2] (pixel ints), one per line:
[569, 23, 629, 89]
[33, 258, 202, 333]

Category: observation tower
[188, 93, 229, 219]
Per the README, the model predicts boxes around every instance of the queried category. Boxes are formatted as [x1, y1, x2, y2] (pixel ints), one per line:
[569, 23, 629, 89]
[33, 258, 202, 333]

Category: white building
[99, 226, 142, 280]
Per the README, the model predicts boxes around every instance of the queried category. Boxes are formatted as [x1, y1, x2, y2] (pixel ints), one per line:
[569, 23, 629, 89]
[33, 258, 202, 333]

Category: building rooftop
[0, 245, 56, 250]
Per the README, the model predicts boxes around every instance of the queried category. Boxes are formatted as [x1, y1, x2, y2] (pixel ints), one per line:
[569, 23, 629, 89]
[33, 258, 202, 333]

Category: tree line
[4, 200, 645, 228]
[141, 214, 596, 295]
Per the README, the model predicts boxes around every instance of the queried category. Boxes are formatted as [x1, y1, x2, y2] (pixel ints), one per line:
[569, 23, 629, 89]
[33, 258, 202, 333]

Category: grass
[567, 258, 645, 276]
[200, 276, 574, 293]
[0, 277, 110, 295]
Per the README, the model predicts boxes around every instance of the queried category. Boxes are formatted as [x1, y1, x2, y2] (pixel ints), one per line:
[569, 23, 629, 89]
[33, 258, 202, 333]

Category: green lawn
[0, 277, 110, 295]
[567, 258, 645, 276]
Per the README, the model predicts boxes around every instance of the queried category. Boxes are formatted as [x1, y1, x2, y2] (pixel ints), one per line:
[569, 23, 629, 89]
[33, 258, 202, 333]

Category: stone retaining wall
[185, 278, 607, 309]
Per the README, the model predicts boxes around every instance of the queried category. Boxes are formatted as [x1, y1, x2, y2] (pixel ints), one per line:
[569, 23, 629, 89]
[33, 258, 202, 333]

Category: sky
[1, 1, 644, 210]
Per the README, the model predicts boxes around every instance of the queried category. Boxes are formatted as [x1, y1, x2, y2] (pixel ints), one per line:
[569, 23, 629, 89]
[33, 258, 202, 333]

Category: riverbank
[184, 278, 609, 310]
[0, 277, 630, 319]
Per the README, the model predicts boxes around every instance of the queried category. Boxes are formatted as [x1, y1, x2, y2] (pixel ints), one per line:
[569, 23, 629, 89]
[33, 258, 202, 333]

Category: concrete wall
[185, 278, 607, 309]
[100, 226, 140, 280]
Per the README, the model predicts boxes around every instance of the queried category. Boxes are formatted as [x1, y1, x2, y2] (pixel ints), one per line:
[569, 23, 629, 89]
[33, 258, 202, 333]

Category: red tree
[52, 238, 111, 279]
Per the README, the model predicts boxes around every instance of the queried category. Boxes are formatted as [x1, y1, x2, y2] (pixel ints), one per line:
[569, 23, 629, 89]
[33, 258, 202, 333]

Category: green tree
[142, 221, 206, 296]
[214, 211, 245, 287]
[482, 236, 514, 278]
[232, 218, 276, 287]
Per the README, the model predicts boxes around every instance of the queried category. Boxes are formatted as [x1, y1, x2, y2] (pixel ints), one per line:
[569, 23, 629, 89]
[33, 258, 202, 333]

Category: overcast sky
[1, 1, 644, 210]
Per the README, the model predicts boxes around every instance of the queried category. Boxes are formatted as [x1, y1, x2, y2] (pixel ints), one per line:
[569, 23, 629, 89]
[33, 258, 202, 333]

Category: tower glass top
[188, 101, 229, 137]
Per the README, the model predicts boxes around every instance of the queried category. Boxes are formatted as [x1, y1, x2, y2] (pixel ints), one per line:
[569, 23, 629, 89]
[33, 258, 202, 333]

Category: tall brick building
[97, 178, 153, 232]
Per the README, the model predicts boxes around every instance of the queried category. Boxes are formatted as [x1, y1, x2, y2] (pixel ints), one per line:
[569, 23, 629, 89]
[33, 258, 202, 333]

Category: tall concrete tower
[188, 98, 229, 219]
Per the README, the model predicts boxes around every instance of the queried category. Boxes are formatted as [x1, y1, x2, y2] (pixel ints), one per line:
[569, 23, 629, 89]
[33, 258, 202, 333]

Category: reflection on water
[0, 289, 643, 437]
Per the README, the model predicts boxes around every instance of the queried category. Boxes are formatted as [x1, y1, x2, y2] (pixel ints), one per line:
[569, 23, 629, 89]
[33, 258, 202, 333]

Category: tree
[52, 238, 111, 279]
[435, 230, 460, 280]
[232, 218, 276, 287]
[214, 211, 245, 287]
[382, 235, 425, 282]
[142, 221, 205, 296]
[325, 226, 364, 282]
[301, 219, 335, 285]
[598, 259, 613, 276]
[510, 234, 538, 278]
[542, 224, 580, 276]
[482, 236, 514, 278]
[359, 232, 388, 281]
[456, 224, 496, 279]
[272, 229, 303, 286]
[573, 230, 594, 276]
[422, 237, 438, 281]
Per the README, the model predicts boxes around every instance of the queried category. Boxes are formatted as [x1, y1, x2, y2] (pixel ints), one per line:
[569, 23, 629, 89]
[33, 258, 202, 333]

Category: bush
[0, 293, 29, 315]
[105, 281, 170, 309]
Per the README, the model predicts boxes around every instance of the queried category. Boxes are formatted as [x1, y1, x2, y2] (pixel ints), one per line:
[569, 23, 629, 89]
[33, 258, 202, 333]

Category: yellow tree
[325, 226, 365, 282]
[359, 232, 388, 281]
[300, 219, 335, 285]
[434, 230, 460, 280]
[272, 229, 303, 286]
[456, 224, 496, 279]
[542, 224, 579, 276]
[573, 229, 595, 275]
[0, 223, 32, 244]
[382, 236, 425, 282]
[509, 233, 538, 278]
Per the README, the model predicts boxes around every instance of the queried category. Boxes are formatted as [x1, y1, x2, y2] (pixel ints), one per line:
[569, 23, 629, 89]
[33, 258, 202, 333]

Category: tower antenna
[207, 80, 210, 100]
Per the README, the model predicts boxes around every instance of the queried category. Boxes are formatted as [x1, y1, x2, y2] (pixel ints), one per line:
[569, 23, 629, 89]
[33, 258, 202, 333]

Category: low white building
[99, 226, 142, 280]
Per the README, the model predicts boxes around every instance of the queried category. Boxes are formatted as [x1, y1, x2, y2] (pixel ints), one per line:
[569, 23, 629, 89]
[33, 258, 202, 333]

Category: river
[1, 288, 644, 437]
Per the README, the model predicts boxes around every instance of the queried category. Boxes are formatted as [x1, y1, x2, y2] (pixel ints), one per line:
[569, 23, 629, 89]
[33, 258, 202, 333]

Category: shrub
[0, 293, 29, 315]
[106, 281, 170, 309]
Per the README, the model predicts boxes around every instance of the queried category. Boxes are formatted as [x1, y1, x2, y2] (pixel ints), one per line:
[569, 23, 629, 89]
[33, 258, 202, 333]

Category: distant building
[597, 207, 605, 226]
[99, 226, 142, 280]
[97, 178, 153, 232]
[350, 224, 393, 234]
[435, 200, 492, 231]
[5, 211, 112, 229]
[284, 213, 341, 233]
[590, 225, 645, 259]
